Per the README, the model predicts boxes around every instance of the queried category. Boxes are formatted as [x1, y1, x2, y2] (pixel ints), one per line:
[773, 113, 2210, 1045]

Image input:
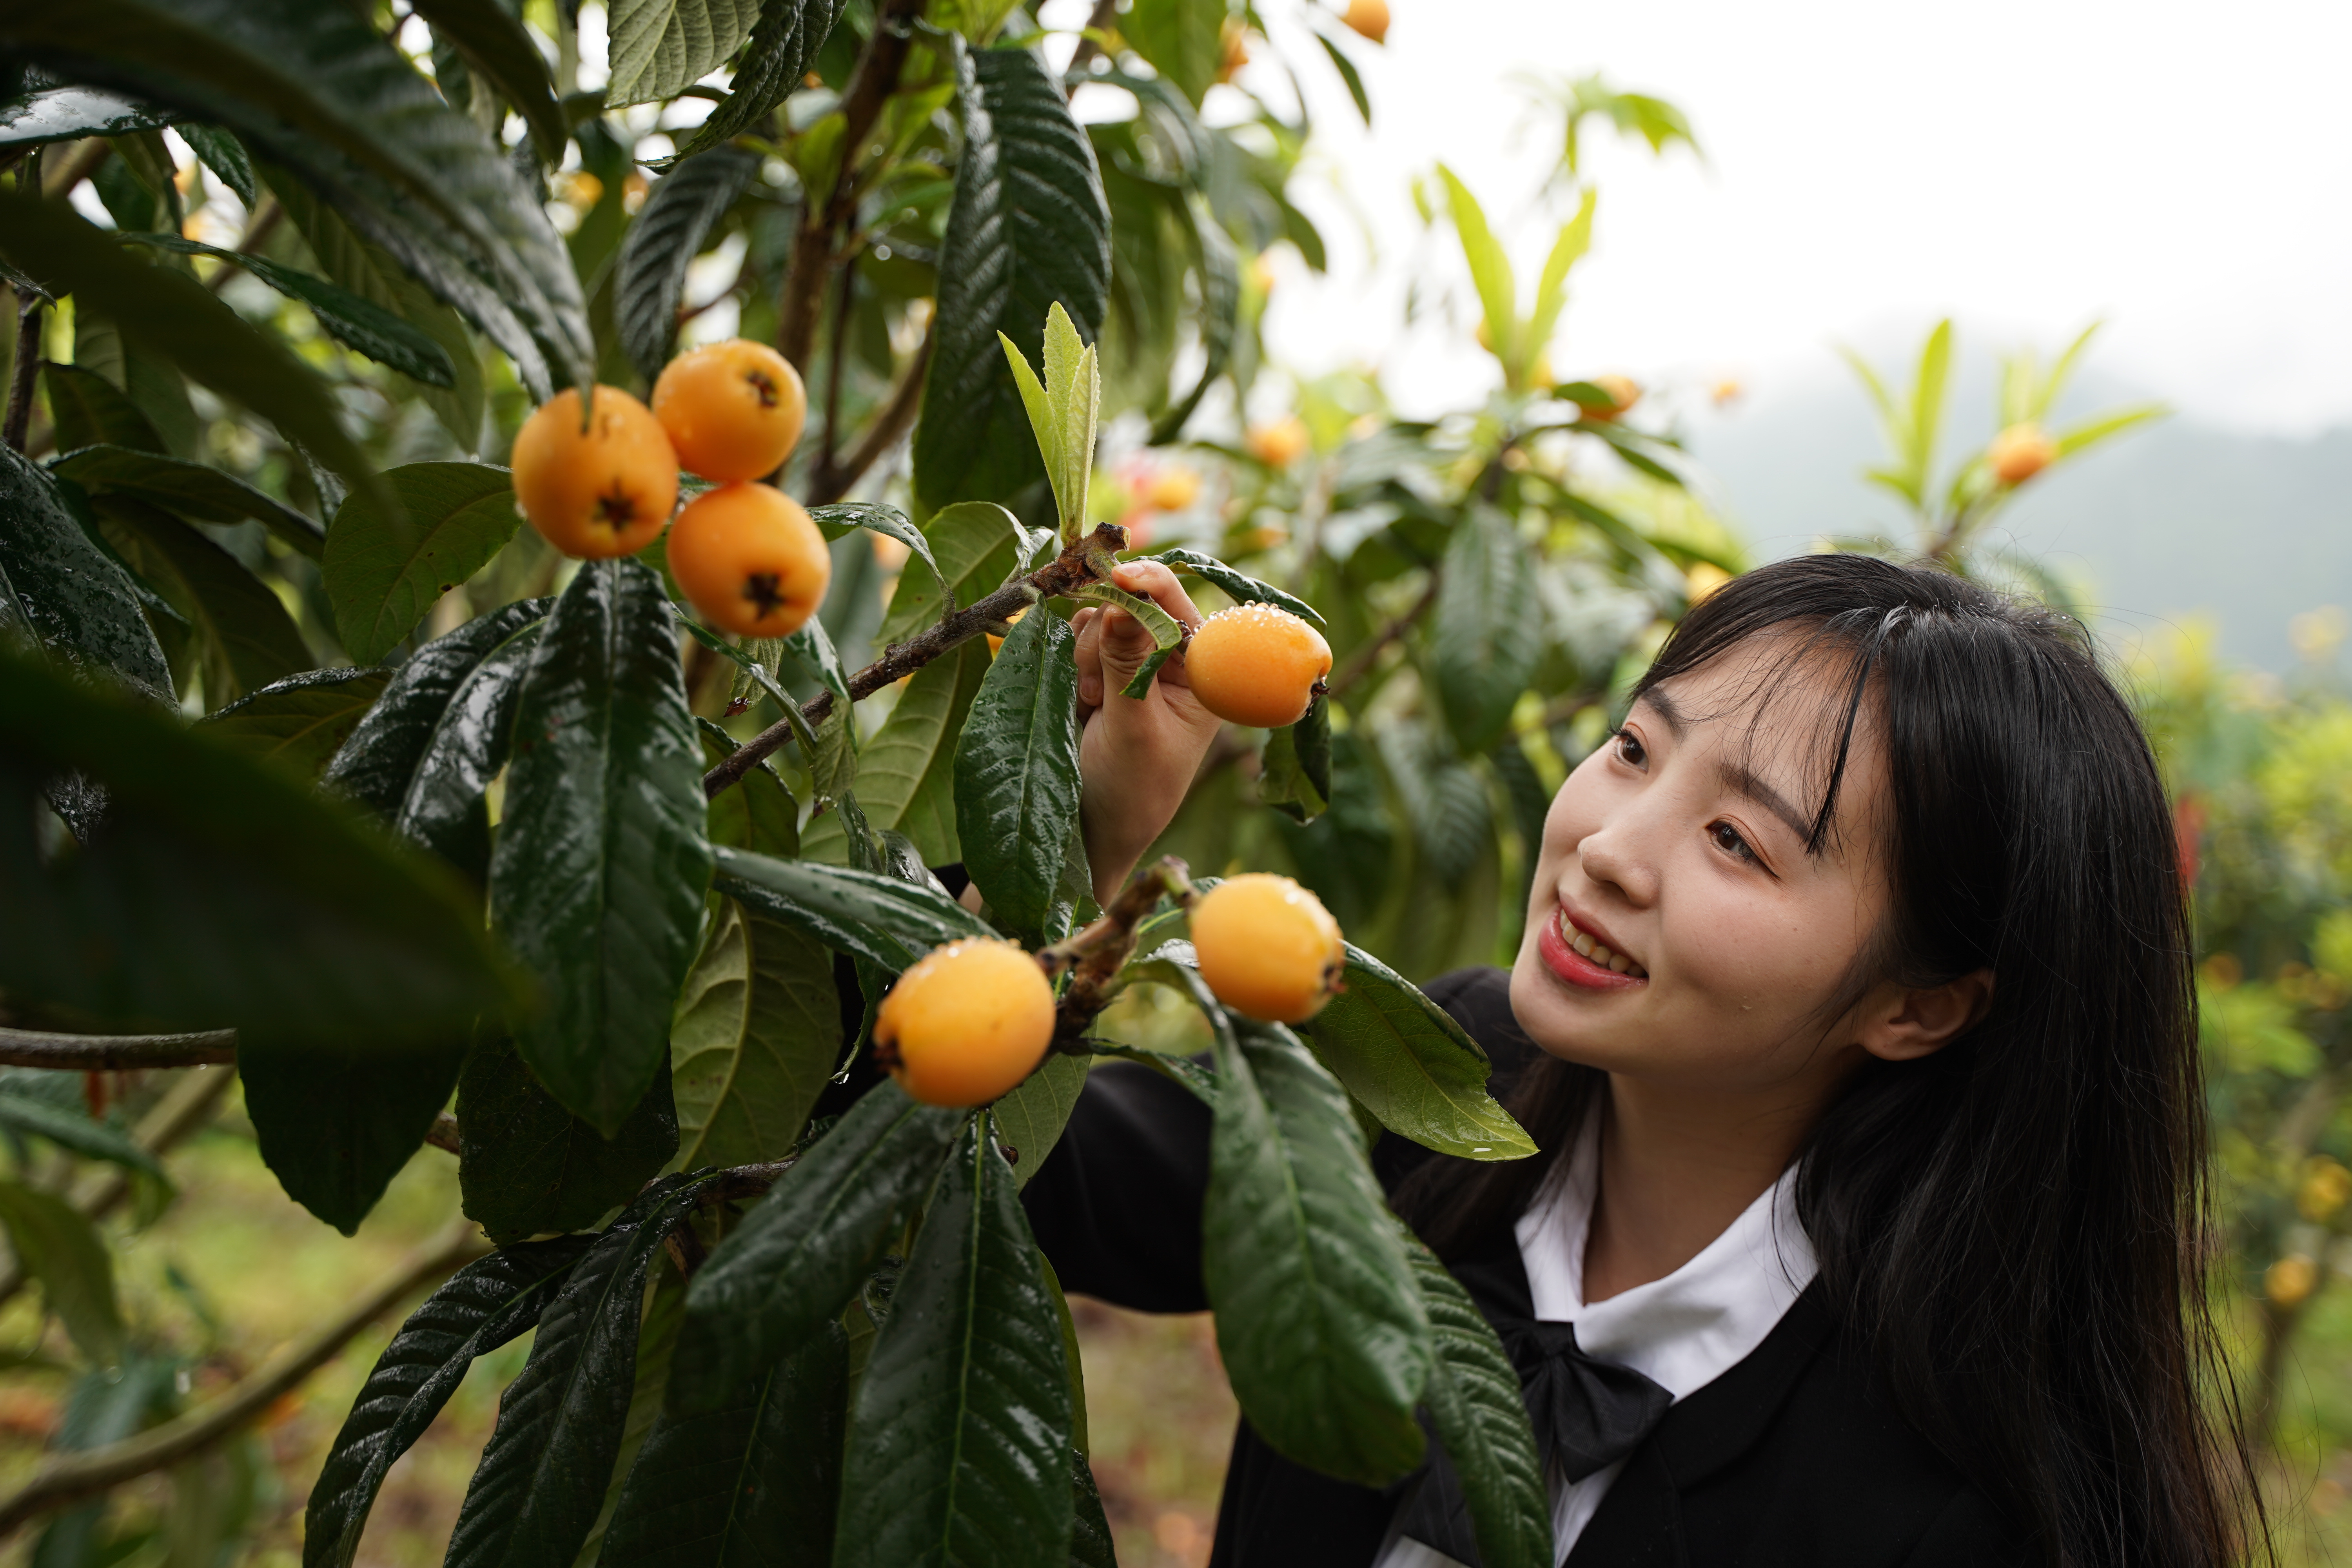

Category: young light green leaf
[1437, 165, 1517, 381]
[0, 1179, 122, 1367]
[2053, 402, 2168, 459]
[668, 897, 841, 1171]
[858, 639, 991, 865]
[953, 604, 1082, 945]
[833, 1118, 1073, 1568]
[325, 461, 521, 664]
[1524, 188, 1596, 365]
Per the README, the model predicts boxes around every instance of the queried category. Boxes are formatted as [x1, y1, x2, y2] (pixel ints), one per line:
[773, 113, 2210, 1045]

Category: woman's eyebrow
[1635, 689, 1686, 736]
[1719, 761, 1813, 842]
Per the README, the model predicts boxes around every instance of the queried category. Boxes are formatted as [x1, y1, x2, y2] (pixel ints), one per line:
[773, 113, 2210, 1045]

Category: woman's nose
[1576, 813, 1661, 909]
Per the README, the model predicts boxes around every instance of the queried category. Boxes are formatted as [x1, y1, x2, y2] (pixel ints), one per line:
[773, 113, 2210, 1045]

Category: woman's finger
[1071, 604, 1105, 711]
[1110, 559, 1205, 628]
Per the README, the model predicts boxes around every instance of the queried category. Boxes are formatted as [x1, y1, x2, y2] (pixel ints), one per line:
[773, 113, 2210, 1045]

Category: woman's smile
[1538, 902, 1650, 988]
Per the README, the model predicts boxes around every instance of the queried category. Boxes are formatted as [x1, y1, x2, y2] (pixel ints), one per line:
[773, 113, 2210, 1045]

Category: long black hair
[1396, 553, 2265, 1567]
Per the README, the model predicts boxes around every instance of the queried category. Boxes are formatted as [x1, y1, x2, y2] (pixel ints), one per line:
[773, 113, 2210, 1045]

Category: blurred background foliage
[0, 0, 2342, 1563]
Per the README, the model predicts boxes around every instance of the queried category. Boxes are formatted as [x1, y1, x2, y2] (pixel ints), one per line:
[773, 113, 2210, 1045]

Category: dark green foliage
[395, 620, 543, 881]
[833, 1119, 1073, 1568]
[1405, 1238, 1552, 1568]
[444, 1178, 721, 1568]
[52, 443, 324, 555]
[953, 604, 1081, 944]
[1260, 695, 1332, 824]
[408, 0, 566, 161]
[0, 446, 171, 700]
[324, 597, 550, 818]
[1432, 504, 1541, 753]
[595, 1320, 849, 1566]
[457, 1035, 680, 1246]
[0, 82, 175, 143]
[664, 0, 844, 162]
[911, 45, 1112, 513]
[306, 1236, 596, 1568]
[615, 148, 760, 382]
[238, 1037, 465, 1234]
[671, 1083, 966, 1414]
[488, 560, 711, 1135]
[323, 463, 520, 664]
[199, 668, 393, 780]
[1203, 1020, 1431, 1486]
[1069, 1454, 1116, 1568]
[92, 495, 311, 705]
[711, 844, 993, 974]
[1150, 546, 1326, 626]
[42, 361, 166, 453]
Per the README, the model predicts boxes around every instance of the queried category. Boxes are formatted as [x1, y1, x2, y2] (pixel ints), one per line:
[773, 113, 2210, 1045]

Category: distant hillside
[1684, 359, 2352, 672]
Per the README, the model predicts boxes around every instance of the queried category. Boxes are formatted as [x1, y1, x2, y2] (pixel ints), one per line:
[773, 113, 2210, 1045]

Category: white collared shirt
[1377, 1110, 1817, 1568]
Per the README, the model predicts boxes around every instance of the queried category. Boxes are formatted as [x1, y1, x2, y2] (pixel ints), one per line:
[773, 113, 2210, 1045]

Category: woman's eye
[1710, 821, 1759, 864]
[1613, 730, 1646, 766]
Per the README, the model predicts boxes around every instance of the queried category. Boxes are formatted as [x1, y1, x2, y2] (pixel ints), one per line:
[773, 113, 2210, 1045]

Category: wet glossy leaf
[0, 84, 172, 144]
[858, 639, 989, 864]
[1069, 1454, 1115, 1568]
[573, 1267, 686, 1567]
[711, 844, 992, 974]
[671, 1082, 966, 1414]
[0, 446, 172, 700]
[669, 897, 841, 1171]
[594, 1318, 848, 1564]
[1294, 943, 1534, 1161]
[52, 443, 325, 558]
[239, 1036, 465, 1234]
[392, 619, 543, 880]
[458, 1036, 680, 1246]
[0, 1178, 122, 1366]
[1149, 546, 1326, 626]
[42, 361, 166, 454]
[667, 0, 845, 162]
[92, 496, 311, 705]
[409, 0, 566, 161]
[178, 122, 256, 206]
[1203, 1020, 1430, 1486]
[1405, 1237, 1552, 1568]
[615, 148, 760, 382]
[491, 559, 712, 1136]
[834, 1118, 1072, 1568]
[1259, 696, 1330, 825]
[446, 1176, 721, 1568]
[306, 1236, 594, 1568]
[323, 597, 549, 818]
[954, 606, 1080, 944]
[811, 501, 948, 607]
[605, 0, 761, 108]
[989, 1051, 1088, 1191]
[911, 45, 1111, 513]
[876, 502, 1021, 647]
[0, 644, 519, 1049]
[1432, 504, 1541, 754]
[0, 192, 385, 514]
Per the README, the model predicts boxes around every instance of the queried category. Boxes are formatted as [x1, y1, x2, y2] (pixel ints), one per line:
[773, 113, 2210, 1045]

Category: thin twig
[701, 521, 1129, 800]
[1324, 575, 1441, 701]
[0, 1028, 239, 1071]
[820, 263, 855, 479]
[3, 293, 40, 454]
[425, 1111, 461, 1155]
[0, 1220, 488, 1538]
[1064, 0, 1122, 78]
[807, 323, 933, 505]
[1040, 856, 1196, 1048]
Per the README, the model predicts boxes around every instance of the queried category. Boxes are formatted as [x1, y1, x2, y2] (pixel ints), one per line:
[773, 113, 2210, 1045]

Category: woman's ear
[1858, 969, 1995, 1063]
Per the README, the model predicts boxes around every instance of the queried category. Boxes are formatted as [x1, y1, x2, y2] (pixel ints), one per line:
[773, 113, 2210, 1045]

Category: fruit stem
[702, 521, 1133, 800]
[1040, 855, 1196, 1050]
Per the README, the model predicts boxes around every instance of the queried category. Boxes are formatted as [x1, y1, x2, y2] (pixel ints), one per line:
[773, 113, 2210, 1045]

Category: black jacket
[1022, 967, 2018, 1568]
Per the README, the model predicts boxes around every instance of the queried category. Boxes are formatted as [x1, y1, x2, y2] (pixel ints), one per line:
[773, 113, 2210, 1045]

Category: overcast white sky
[1127, 0, 2352, 437]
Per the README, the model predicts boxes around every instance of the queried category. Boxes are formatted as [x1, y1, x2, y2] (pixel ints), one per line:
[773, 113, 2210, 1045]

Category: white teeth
[1609, 953, 1631, 973]
[1560, 911, 1648, 978]
[1590, 943, 1613, 967]
[1572, 930, 1594, 957]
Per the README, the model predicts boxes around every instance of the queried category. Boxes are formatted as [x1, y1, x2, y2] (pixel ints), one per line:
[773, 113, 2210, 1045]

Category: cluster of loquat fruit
[512, 338, 833, 639]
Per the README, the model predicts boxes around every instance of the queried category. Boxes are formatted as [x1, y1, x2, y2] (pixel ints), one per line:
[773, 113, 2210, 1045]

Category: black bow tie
[1388, 1305, 1672, 1566]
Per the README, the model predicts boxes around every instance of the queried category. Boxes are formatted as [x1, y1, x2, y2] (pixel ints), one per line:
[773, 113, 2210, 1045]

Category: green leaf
[698, 722, 800, 858]
[1259, 696, 1330, 825]
[0, 191, 388, 518]
[238, 1036, 466, 1234]
[198, 668, 392, 779]
[1311, 29, 1371, 125]
[911, 44, 1112, 514]
[605, 0, 762, 107]
[666, 0, 846, 162]
[595, 1317, 849, 1564]
[1070, 1452, 1115, 1568]
[6, 0, 593, 397]
[1437, 165, 1517, 381]
[0, 84, 173, 144]
[91, 496, 312, 705]
[1404, 1236, 1552, 1568]
[1122, 0, 1222, 106]
[324, 461, 521, 664]
[834, 1117, 1073, 1568]
[989, 1051, 1088, 1191]
[307, 1236, 595, 1568]
[490, 559, 713, 1136]
[42, 361, 166, 454]
[70, 305, 200, 457]
[810, 500, 949, 610]
[445, 1176, 720, 1568]
[0, 1088, 163, 1177]
[1898, 319, 1953, 506]
[613, 147, 760, 383]
[177, 122, 256, 207]
[713, 844, 992, 967]
[458, 1035, 681, 1245]
[671, 1082, 967, 1414]
[51, 443, 325, 558]
[856, 639, 989, 866]
[2053, 401, 2168, 459]
[0, 1179, 123, 1367]
[1296, 944, 1533, 1161]
[0, 446, 172, 699]
[875, 501, 1021, 648]
[1203, 1020, 1430, 1486]
[1069, 577, 1181, 651]
[397, 613, 539, 877]
[409, 0, 566, 161]
[1146, 548, 1323, 626]
[669, 897, 842, 1171]
[123, 230, 458, 387]
[1524, 188, 1595, 361]
[1432, 504, 1540, 753]
[0, 643, 519, 1048]
[1148, 188, 1239, 445]
[324, 597, 550, 818]
[954, 606, 1081, 945]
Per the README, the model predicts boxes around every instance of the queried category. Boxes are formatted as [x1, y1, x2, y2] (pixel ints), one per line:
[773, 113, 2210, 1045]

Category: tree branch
[0, 1028, 239, 1071]
[1040, 856, 1195, 1048]
[0, 1219, 487, 1538]
[807, 322, 932, 505]
[1064, 0, 1122, 78]
[702, 521, 1128, 800]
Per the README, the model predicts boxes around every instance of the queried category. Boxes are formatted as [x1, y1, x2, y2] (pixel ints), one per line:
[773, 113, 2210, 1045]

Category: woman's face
[1508, 637, 1894, 1096]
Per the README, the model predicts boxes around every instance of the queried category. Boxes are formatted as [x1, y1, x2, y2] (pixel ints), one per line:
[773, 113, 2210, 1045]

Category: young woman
[1026, 552, 2266, 1568]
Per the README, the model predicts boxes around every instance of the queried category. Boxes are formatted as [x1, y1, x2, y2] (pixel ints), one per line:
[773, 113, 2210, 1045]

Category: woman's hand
[1071, 560, 1221, 905]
